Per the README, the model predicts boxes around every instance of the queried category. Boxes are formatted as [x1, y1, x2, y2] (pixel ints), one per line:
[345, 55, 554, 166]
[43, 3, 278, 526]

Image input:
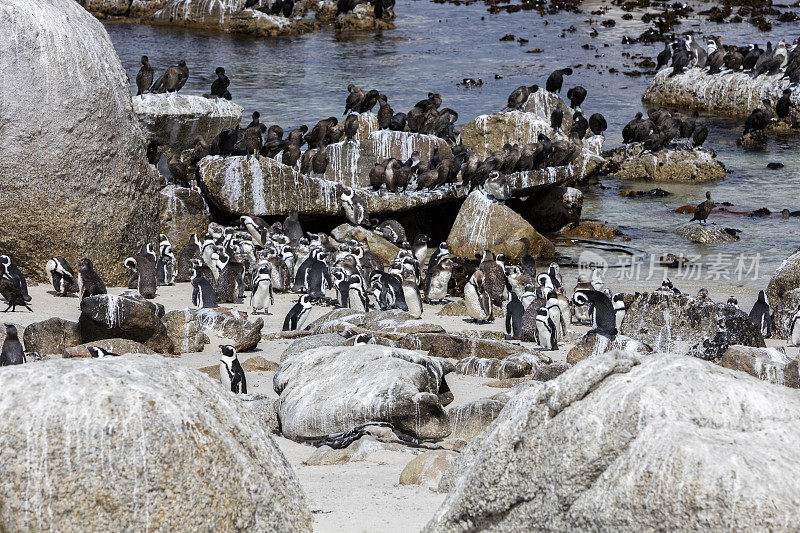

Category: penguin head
[299, 294, 312, 307]
[758, 290, 768, 304]
[87, 346, 103, 358]
[341, 186, 354, 201]
[220, 345, 237, 359]
[697, 288, 709, 300]
[573, 290, 590, 307]
[4, 324, 17, 338]
[727, 296, 738, 306]
[124, 257, 138, 271]
[353, 334, 376, 346]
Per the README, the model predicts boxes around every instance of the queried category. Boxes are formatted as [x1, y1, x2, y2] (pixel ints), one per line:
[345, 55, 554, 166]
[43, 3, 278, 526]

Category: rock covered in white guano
[334, 2, 395, 31]
[620, 291, 764, 361]
[331, 223, 400, 264]
[566, 332, 651, 365]
[720, 345, 799, 388]
[186, 307, 263, 352]
[0, 0, 159, 284]
[447, 398, 506, 441]
[674, 222, 740, 244]
[280, 333, 348, 362]
[159, 184, 211, 254]
[274, 345, 455, 440]
[151, 0, 318, 35]
[161, 309, 209, 353]
[0, 355, 312, 531]
[133, 93, 242, 150]
[428, 351, 800, 532]
[606, 143, 727, 182]
[447, 191, 554, 261]
[767, 249, 800, 339]
[643, 67, 799, 121]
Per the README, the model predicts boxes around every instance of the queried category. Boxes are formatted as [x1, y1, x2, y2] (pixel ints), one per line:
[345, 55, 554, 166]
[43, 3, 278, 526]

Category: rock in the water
[331, 223, 399, 264]
[159, 185, 211, 255]
[274, 345, 454, 440]
[0, 0, 159, 284]
[133, 94, 242, 151]
[447, 398, 506, 441]
[675, 223, 740, 244]
[561, 220, 628, 241]
[566, 332, 651, 365]
[281, 333, 349, 361]
[605, 143, 726, 182]
[643, 67, 799, 122]
[78, 0, 165, 17]
[191, 307, 263, 352]
[447, 191, 554, 261]
[334, 3, 395, 31]
[162, 309, 209, 353]
[766, 249, 800, 339]
[151, 1, 318, 36]
[620, 292, 764, 361]
[515, 186, 582, 233]
[720, 345, 799, 388]
[79, 293, 176, 354]
[0, 355, 311, 531]
[429, 351, 800, 532]
[22, 317, 82, 355]
[399, 450, 459, 487]
[63, 338, 157, 358]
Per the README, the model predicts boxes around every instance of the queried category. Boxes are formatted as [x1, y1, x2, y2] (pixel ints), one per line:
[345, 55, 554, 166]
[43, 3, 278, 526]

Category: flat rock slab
[150, 4, 319, 36]
[274, 345, 455, 440]
[675, 223, 740, 244]
[606, 143, 726, 182]
[429, 351, 800, 532]
[133, 93, 242, 151]
[643, 67, 799, 121]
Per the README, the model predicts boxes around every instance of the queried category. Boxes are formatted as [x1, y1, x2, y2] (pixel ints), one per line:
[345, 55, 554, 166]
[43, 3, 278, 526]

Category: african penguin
[87, 346, 120, 358]
[76, 258, 107, 299]
[402, 271, 423, 319]
[412, 234, 429, 265]
[535, 308, 559, 350]
[427, 242, 450, 271]
[1, 324, 25, 365]
[573, 289, 617, 337]
[176, 234, 202, 283]
[0, 256, 31, 302]
[424, 257, 453, 303]
[349, 274, 370, 312]
[46, 257, 79, 296]
[332, 269, 351, 308]
[283, 294, 312, 331]
[464, 270, 493, 323]
[156, 240, 175, 286]
[353, 333, 377, 345]
[505, 291, 524, 340]
[219, 345, 247, 394]
[749, 290, 772, 338]
[124, 255, 157, 299]
[240, 215, 267, 246]
[251, 266, 274, 314]
[790, 305, 800, 347]
[546, 290, 566, 339]
[191, 268, 218, 308]
[727, 296, 739, 309]
[478, 250, 507, 306]
[613, 293, 626, 331]
[341, 186, 369, 226]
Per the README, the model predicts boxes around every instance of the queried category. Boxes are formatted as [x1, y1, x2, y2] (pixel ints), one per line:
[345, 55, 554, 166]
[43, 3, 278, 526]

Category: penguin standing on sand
[0, 324, 25, 365]
[506, 291, 524, 340]
[402, 271, 423, 319]
[219, 345, 247, 394]
[424, 257, 453, 303]
[349, 274, 370, 312]
[46, 257, 79, 296]
[0, 256, 31, 303]
[251, 266, 274, 314]
[789, 304, 800, 346]
[613, 293, 626, 330]
[341, 186, 369, 226]
[87, 346, 120, 358]
[76, 258, 107, 299]
[124, 255, 157, 299]
[749, 290, 772, 338]
[283, 294, 312, 331]
[306, 251, 332, 300]
[535, 308, 559, 350]
[191, 268, 218, 308]
[332, 269, 351, 308]
[464, 270, 493, 323]
[546, 290, 566, 339]
[427, 242, 450, 271]
[573, 289, 617, 336]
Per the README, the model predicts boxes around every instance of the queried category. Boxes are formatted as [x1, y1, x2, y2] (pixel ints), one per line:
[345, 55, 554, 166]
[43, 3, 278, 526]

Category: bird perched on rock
[506, 84, 539, 110]
[136, 55, 153, 96]
[208, 67, 231, 100]
[691, 192, 715, 225]
[151, 60, 189, 93]
[743, 99, 773, 135]
[545, 68, 572, 93]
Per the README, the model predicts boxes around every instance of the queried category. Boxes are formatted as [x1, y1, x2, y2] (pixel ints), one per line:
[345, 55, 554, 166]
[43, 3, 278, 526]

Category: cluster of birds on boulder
[621, 107, 708, 151]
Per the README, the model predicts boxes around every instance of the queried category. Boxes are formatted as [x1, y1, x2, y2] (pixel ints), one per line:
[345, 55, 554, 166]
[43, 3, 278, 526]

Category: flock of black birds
[620, 108, 708, 151]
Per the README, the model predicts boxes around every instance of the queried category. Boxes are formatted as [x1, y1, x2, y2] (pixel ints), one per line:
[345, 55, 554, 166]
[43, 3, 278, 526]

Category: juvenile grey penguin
[87, 346, 120, 359]
[219, 345, 247, 394]
[176, 234, 202, 282]
[283, 294, 312, 331]
[402, 271, 423, 319]
[464, 270, 493, 323]
[124, 254, 157, 299]
[0, 256, 30, 302]
[748, 290, 772, 338]
[573, 289, 617, 337]
[191, 268, 218, 308]
[478, 250, 507, 306]
[76, 258, 107, 300]
[789, 304, 800, 346]
[535, 308, 559, 350]
[505, 291, 524, 340]
[0, 324, 25, 365]
[46, 257, 79, 296]
[518, 238, 537, 278]
[483, 171, 511, 201]
[341, 186, 369, 226]
[424, 257, 453, 303]
[251, 266, 274, 314]
[284, 210, 304, 243]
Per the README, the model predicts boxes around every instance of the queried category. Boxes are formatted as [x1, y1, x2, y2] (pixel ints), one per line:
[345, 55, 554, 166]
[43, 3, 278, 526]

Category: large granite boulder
[22, 317, 82, 355]
[274, 345, 455, 440]
[447, 190, 554, 261]
[334, 2, 395, 31]
[566, 332, 651, 365]
[79, 292, 176, 354]
[162, 309, 209, 353]
[0, 355, 311, 531]
[331, 223, 400, 263]
[151, 1, 318, 35]
[189, 307, 263, 352]
[280, 333, 348, 362]
[429, 351, 800, 532]
[674, 223, 740, 244]
[77, 0, 134, 17]
[643, 67, 797, 121]
[720, 345, 799, 388]
[159, 185, 210, 254]
[516, 186, 582, 233]
[766, 249, 800, 339]
[620, 292, 764, 361]
[133, 93, 242, 151]
[605, 143, 726, 182]
[0, 0, 159, 284]
[447, 398, 507, 441]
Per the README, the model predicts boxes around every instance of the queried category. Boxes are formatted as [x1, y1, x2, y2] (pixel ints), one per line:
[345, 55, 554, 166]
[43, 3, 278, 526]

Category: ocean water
[104, 0, 800, 292]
